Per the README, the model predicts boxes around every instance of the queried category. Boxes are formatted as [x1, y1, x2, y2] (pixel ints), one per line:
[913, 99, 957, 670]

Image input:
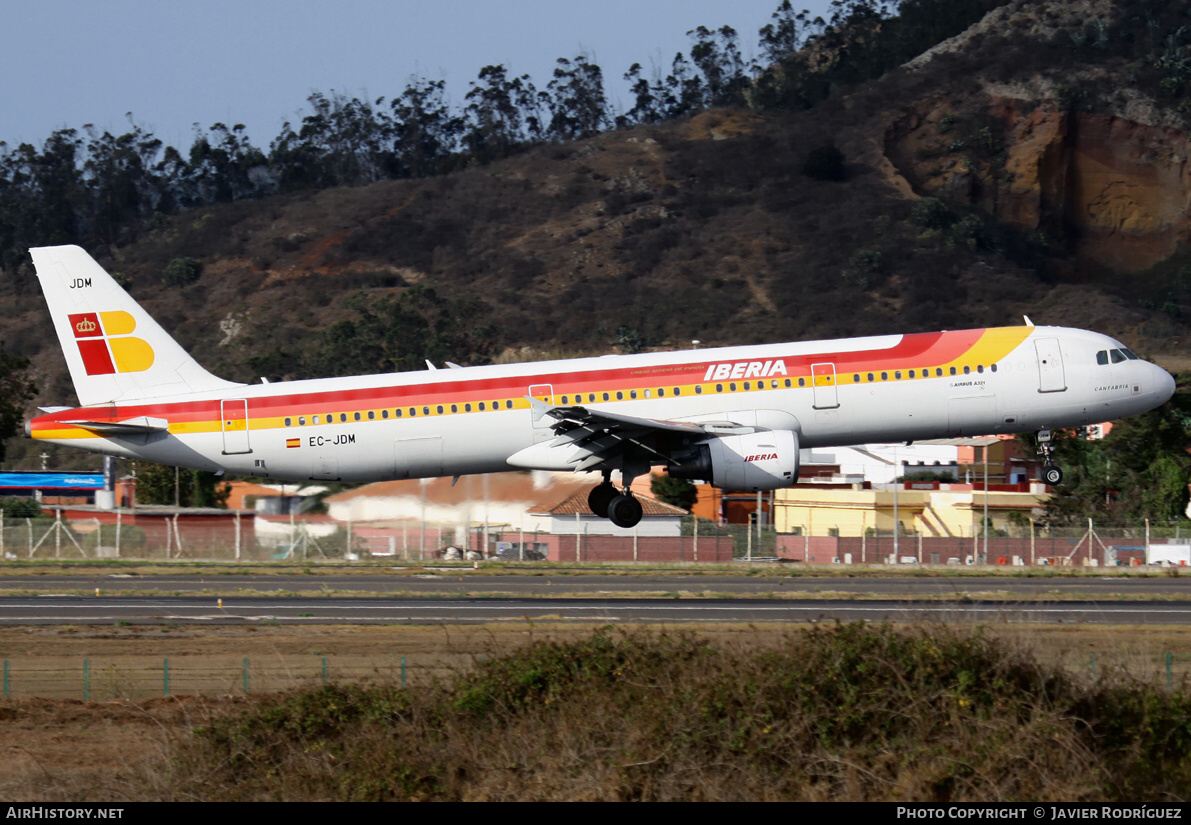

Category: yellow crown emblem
[75, 318, 97, 333]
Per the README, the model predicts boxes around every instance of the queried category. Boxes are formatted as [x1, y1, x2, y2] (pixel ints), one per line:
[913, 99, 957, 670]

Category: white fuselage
[28, 324, 1175, 484]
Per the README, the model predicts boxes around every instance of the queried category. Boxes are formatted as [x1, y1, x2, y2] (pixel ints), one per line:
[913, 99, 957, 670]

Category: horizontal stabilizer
[62, 417, 169, 435]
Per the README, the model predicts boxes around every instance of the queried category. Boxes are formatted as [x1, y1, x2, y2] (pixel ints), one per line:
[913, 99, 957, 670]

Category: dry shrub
[150, 623, 1191, 801]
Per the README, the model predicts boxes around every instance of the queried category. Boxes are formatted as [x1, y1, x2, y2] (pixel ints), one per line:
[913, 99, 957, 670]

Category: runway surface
[4, 594, 1191, 625]
[5, 572, 1191, 597]
[4, 572, 1191, 625]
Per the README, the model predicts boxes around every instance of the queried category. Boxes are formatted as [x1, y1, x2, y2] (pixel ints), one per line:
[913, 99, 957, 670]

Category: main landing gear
[1036, 429, 1064, 486]
[587, 471, 644, 529]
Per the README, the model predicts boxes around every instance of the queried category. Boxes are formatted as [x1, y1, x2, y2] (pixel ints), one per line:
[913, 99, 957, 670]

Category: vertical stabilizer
[31, 245, 244, 406]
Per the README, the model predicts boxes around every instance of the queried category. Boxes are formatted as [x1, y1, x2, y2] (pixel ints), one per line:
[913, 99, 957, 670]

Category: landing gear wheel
[588, 483, 618, 518]
[1042, 465, 1063, 486]
[607, 494, 643, 528]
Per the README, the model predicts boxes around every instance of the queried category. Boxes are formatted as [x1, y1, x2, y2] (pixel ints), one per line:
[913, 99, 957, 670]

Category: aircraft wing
[528, 399, 706, 472]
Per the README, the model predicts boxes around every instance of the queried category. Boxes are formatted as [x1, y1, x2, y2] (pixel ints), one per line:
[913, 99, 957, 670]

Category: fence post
[26, 518, 31, 559]
[115, 510, 121, 558]
[83, 658, 89, 702]
[693, 515, 699, 563]
[401, 656, 406, 687]
[243, 657, 249, 693]
[234, 512, 241, 561]
[163, 658, 170, 696]
[55, 509, 61, 559]
[322, 657, 327, 685]
[1146, 518, 1151, 565]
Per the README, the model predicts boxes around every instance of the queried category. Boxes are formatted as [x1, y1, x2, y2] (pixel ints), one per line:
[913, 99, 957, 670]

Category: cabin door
[1034, 338, 1067, 393]
[529, 383, 555, 430]
[810, 363, 839, 409]
[220, 399, 252, 455]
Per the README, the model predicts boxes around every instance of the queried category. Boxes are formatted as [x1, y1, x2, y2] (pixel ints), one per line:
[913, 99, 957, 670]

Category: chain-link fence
[6, 511, 1191, 566]
[0, 653, 475, 701]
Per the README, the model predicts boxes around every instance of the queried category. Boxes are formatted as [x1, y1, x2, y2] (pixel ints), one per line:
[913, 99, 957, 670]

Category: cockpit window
[1122, 348, 1140, 360]
[1110, 349, 1127, 364]
[1096, 350, 1108, 366]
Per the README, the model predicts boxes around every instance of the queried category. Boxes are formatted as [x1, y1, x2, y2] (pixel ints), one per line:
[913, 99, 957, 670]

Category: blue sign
[0, 473, 104, 490]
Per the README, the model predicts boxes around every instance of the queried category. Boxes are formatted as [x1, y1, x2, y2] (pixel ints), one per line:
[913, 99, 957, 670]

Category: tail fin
[30, 245, 244, 406]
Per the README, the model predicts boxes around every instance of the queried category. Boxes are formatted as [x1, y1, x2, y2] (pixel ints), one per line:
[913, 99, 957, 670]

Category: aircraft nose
[1156, 366, 1176, 404]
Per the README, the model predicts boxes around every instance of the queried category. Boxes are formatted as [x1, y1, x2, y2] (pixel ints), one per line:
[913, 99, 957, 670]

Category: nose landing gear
[1036, 429, 1064, 486]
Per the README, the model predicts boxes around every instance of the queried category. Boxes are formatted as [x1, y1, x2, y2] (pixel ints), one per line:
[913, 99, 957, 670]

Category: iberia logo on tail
[68, 311, 154, 375]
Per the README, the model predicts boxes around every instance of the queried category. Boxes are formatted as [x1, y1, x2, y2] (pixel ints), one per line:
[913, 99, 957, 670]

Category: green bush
[162, 257, 201, 287]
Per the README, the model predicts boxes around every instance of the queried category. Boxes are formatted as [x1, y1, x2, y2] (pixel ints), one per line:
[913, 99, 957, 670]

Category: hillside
[4, 0, 1191, 471]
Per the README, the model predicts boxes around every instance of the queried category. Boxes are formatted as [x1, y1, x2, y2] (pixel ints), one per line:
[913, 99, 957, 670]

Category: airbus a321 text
[25, 245, 1176, 528]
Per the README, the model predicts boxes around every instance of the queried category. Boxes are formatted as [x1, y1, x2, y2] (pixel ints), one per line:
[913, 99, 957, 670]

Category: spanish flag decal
[286, 438, 301, 449]
[68, 311, 154, 375]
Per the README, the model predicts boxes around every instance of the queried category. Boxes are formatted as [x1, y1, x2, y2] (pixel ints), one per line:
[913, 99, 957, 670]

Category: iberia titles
[702, 360, 788, 381]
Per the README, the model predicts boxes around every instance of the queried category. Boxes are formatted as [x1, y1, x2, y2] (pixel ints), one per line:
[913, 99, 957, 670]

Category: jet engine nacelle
[670, 430, 800, 491]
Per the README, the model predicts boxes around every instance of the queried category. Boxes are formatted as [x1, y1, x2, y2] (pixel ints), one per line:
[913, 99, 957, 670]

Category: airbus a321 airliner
[24, 245, 1176, 528]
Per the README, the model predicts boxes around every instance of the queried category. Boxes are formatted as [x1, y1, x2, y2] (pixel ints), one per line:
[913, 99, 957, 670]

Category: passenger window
[895, 371, 901, 380]
[382, 410, 388, 419]
[340, 413, 348, 422]
[299, 416, 306, 426]
[478, 402, 485, 411]
[936, 368, 943, 376]
[674, 387, 681, 395]
[354, 412, 361, 421]
[976, 365, 983, 374]
[284, 417, 292, 427]
[798, 378, 806, 387]
[881, 372, 887, 381]
[630, 390, 637, 399]
[588, 394, 596, 402]
[716, 384, 723, 393]
[908, 370, 915, 379]
[867, 373, 874, 382]
[730, 383, 737, 391]
[395, 409, 402, 417]
[465, 404, 471, 412]
[450, 404, 457, 413]
[313, 415, 320, 424]
[409, 408, 416, 417]
[991, 364, 998, 372]
[658, 388, 665, 397]
[784, 379, 791, 387]
[617, 391, 624, 400]
[743, 382, 750, 391]
[423, 407, 430, 415]
[695, 385, 703, 394]
[368, 410, 375, 419]
[853, 374, 860, 383]
[963, 366, 970, 374]
[603, 393, 610, 401]
[506, 401, 513, 409]
[949, 367, 957, 376]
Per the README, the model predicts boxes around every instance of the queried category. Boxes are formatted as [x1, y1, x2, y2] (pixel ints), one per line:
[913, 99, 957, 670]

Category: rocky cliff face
[886, 99, 1191, 273]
